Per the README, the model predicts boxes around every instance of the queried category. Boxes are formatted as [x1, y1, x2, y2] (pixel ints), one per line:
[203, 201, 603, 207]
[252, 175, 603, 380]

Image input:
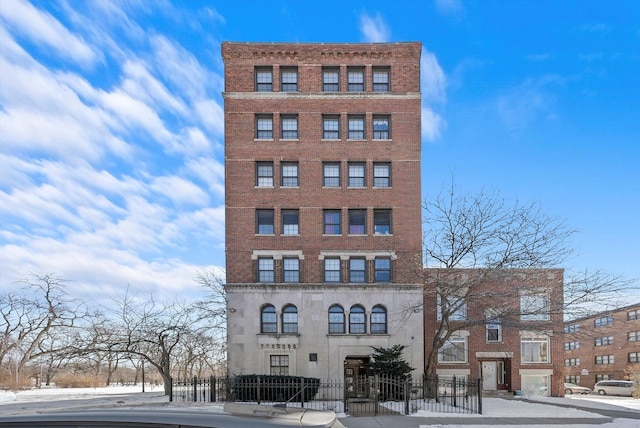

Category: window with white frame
[595, 355, 614, 365]
[270, 355, 289, 375]
[328, 305, 345, 333]
[282, 304, 298, 333]
[256, 114, 273, 138]
[595, 374, 613, 382]
[373, 209, 391, 234]
[521, 336, 549, 363]
[281, 67, 298, 92]
[257, 257, 275, 283]
[370, 305, 387, 334]
[281, 162, 299, 187]
[256, 67, 273, 92]
[373, 116, 390, 139]
[281, 115, 298, 139]
[323, 67, 339, 92]
[374, 257, 391, 282]
[349, 258, 366, 283]
[486, 318, 502, 342]
[283, 258, 299, 283]
[627, 309, 640, 320]
[323, 116, 340, 139]
[372, 68, 390, 92]
[347, 67, 364, 92]
[261, 304, 277, 333]
[564, 323, 579, 333]
[594, 315, 613, 327]
[281, 209, 299, 235]
[595, 336, 614, 346]
[438, 336, 467, 363]
[324, 258, 341, 283]
[256, 209, 274, 234]
[520, 293, 550, 321]
[348, 116, 365, 139]
[629, 331, 639, 342]
[564, 358, 580, 366]
[629, 352, 640, 363]
[373, 163, 391, 187]
[323, 163, 340, 187]
[437, 294, 467, 321]
[256, 162, 274, 187]
[565, 375, 580, 384]
[564, 341, 580, 350]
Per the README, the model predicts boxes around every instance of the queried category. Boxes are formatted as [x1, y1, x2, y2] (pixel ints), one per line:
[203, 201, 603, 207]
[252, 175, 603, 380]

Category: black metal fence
[170, 374, 482, 416]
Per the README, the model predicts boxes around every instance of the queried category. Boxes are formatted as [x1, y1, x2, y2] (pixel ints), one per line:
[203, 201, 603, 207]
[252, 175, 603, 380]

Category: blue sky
[1, 0, 639, 302]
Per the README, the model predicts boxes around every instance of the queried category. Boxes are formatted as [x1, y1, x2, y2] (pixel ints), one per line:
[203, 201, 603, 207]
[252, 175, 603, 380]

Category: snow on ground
[1, 386, 639, 427]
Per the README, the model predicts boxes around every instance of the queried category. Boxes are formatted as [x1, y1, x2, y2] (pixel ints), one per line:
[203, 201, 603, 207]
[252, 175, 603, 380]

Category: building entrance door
[344, 357, 370, 398]
[482, 361, 498, 391]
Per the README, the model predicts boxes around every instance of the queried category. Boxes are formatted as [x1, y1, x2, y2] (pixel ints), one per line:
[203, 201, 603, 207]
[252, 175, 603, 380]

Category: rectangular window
[281, 67, 298, 92]
[595, 336, 614, 346]
[348, 163, 365, 187]
[629, 331, 639, 342]
[487, 318, 502, 342]
[521, 337, 549, 363]
[349, 258, 366, 283]
[256, 115, 273, 139]
[258, 257, 274, 282]
[373, 163, 391, 187]
[347, 67, 364, 92]
[628, 309, 640, 320]
[373, 209, 391, 234]
[372, 68, 390, 92]
[564, 341, 580, 350]
[323, 115, 340, 139]
[595, 374, 613, 382]
[282, 209, 299, 235]
[564, 358, 580, 366]
[256, 162, 274, 187]
[438, 336, 467, 363]
[256, 209, 274, 234]
[283, 258, 299, 283]
[323, 209, 341, 235]
[270, 355, 289, 375]
[437, 295, 467, 321]
[629, 352, 640, 363]
[594, 315, 613, 327]
[324, 258, 341, 283]
[595, 355, 614, 365]
[323, 163, 340, 187]
[281, 162, 299, 187]
[348, 209, 366, 234]
[281, 115, 298, 139]
[374, 258, 391, 282]
[373, 115, 390, 139]
[565, 375, 580, 384]
[348, 116, 365, 139]
[520, 293, 550, 321]
[564, 323, 580, 333]
[256, 67, 273, 92]
[323, 67, 339, 92]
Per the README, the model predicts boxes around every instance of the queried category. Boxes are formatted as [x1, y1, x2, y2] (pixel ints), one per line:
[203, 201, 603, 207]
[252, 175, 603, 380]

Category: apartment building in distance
[424, 269, 565, 396]
[563, 302, 640, 389]
[221, 42, 424, 385]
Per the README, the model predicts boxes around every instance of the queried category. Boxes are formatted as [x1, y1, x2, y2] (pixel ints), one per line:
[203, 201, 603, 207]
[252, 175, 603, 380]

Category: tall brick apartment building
[563, 302, 640, 390]
[222, 42, 424, 382]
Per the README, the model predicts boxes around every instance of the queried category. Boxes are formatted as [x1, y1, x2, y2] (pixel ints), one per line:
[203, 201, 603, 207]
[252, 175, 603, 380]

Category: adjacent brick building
[424, 269, 565, 396]
[563, 302, 640, 390]
[222, 42, 424, 384]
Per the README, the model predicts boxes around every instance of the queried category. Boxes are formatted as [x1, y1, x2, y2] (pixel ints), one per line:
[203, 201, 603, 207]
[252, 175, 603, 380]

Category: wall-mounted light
[229, 308, 236, 313]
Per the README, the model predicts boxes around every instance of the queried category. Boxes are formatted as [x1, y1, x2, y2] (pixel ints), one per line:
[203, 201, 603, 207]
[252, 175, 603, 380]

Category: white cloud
[434, 0, 465, 16]
[151, 175, 210, 207]
[422, 106, 446, 142]
[420, 48, 448, 142]
[0, 0, 97, 66]
[359, 12, 390, 43]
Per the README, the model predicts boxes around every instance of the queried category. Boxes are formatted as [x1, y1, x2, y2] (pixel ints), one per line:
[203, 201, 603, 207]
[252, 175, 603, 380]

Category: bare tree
[421, 180, 637, 375]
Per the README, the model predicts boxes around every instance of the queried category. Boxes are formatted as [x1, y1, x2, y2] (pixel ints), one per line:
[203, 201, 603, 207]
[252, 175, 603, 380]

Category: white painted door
[482, 361, 498, 391]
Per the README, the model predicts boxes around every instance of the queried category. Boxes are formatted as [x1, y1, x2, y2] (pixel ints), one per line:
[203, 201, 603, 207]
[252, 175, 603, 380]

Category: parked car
[564, 383, 591, 394]
[593, 380, 636, 396]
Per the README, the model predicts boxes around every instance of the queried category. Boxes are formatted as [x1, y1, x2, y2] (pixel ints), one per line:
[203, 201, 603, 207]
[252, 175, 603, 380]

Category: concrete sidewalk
[338, 415, 615, 427]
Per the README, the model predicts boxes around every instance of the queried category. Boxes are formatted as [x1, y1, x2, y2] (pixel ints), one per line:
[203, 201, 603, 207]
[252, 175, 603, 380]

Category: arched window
[282, 304, 298, 334]
[349, 305, 366, 334]
[261, 304, 277, 333]
[328, 305, 345, 334]
[371, 305, 387, 334]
